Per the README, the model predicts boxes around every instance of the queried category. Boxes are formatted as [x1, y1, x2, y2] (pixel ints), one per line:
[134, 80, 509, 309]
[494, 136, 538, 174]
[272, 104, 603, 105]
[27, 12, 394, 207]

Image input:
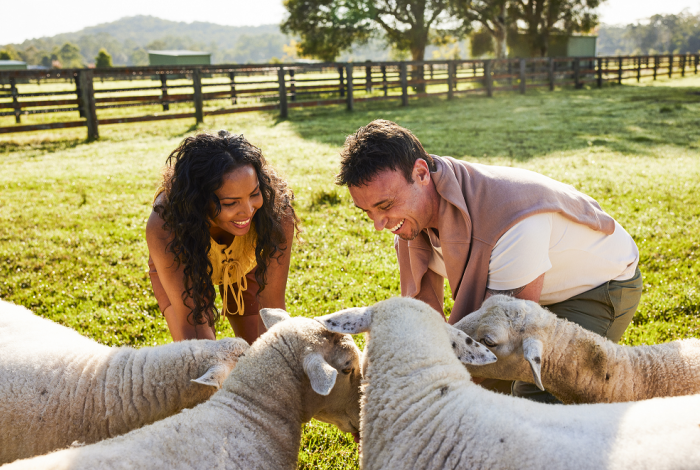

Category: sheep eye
[342, 368, 353, 375]
[481, 337, 496, 347]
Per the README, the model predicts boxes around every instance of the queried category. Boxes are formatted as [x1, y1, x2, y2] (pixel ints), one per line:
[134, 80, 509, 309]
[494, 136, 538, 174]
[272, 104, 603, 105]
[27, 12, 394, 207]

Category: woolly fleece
[0, 300, 248, 463]
[455, 295, 700, 404]
[2, 311, 362, 470]
[317, 297, 700, 470]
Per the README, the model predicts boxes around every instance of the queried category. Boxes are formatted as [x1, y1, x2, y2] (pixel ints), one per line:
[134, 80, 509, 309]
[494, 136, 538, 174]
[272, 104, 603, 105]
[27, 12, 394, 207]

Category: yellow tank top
[154, 187, 257, 316]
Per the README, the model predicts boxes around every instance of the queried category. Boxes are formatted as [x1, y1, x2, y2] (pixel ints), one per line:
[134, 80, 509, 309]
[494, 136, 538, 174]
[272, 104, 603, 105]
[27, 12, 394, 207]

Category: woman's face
[210, 164, 263, 236]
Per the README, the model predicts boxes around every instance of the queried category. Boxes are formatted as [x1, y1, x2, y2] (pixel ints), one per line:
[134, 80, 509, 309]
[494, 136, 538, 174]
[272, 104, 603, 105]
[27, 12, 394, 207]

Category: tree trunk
[411, 39, 427, 93]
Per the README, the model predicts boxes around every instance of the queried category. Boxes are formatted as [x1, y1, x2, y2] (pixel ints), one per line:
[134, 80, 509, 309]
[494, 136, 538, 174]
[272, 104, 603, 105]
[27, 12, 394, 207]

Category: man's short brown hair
[336, 120, 435, 187]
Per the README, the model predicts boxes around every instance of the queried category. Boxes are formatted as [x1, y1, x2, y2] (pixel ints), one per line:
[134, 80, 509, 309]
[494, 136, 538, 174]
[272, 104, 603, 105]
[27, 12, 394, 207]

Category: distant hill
[1, 16, 291, 66]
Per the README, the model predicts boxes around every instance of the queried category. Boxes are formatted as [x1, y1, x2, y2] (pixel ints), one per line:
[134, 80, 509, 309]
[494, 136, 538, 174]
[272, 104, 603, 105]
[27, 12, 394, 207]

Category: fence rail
[1, 54, 698, 139]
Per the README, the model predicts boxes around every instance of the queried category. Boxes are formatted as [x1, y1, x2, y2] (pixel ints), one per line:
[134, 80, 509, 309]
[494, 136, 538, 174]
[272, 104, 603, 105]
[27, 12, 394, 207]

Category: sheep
[316, 297, 700, 470]
[1, 307, 363, 470]
[0, 300, 248, 464]
[453, 295, 700, 404]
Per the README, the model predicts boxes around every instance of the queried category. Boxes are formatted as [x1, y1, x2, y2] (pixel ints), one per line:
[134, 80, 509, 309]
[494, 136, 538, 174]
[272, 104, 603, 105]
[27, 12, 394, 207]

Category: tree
[451, 0, 509, 58]
[0, 46, 20, 61]
[508, 0, 602, 56]
[95, 48, 113, 68]
[282, 0, 468, 62]
[57, 42, 84, 68]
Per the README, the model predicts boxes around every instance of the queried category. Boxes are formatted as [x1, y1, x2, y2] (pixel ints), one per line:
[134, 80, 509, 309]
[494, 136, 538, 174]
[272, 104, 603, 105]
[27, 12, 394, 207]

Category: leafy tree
[0, 46, 20, 61]
[508, 0, 601, 56]
[451, 0, 509, 57]
[282, 0, 468, 62]
[57, 42, 84, 68]
[95, 48, 113, 68]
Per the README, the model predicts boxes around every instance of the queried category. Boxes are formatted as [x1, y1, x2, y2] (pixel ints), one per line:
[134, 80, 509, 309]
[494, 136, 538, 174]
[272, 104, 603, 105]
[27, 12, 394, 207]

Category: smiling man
[337, 119, 642, 403]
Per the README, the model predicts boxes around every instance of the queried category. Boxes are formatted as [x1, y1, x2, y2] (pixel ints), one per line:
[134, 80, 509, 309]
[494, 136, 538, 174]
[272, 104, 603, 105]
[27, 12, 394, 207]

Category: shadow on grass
[275, 80, 700, 161]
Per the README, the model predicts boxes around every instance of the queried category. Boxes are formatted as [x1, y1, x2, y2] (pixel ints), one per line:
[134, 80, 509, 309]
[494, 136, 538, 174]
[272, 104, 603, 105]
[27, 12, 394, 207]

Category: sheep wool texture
[456, 295, 700, 404]
[0, 300, 248, 464]
[320, 297, 700, 470]
[1, 313, 362, 470]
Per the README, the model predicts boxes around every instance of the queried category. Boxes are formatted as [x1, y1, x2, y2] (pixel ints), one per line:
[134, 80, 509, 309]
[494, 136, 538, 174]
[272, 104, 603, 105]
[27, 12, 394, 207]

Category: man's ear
[412, 158, 432, 186]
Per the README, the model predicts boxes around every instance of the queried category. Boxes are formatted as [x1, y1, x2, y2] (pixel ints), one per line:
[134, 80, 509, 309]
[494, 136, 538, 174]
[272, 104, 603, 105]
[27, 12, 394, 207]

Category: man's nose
[373, 215, 387, 231]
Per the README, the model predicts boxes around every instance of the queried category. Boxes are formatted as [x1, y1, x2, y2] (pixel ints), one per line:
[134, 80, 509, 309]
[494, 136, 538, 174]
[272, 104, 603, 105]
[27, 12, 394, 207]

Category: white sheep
[316, 297, 700, 470]
[0, 300, 248, 464]
[453, 295, 700, 404]
[1, 307, 363, 470]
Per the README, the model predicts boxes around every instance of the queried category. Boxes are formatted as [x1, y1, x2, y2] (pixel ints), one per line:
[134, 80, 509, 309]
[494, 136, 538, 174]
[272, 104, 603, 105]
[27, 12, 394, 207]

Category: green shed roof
[0, 60, 28, 70]
[148, 50, 211, 66]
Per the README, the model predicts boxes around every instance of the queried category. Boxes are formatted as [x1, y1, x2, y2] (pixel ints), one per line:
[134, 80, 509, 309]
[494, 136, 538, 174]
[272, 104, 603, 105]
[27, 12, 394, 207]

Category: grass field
[1, 74, 700, 468]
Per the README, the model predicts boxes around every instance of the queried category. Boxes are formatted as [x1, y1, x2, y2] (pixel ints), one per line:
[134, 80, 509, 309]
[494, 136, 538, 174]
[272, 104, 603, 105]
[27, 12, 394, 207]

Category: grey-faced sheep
[1, 308, 362, 470]
[453, 295, 700, 404]
[0, 300, 248, 463]
[317, 297, 700, 470]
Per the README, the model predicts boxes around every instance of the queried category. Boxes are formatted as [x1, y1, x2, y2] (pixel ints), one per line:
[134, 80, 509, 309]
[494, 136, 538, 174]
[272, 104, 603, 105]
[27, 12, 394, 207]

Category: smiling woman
[146, 131, 299, 344]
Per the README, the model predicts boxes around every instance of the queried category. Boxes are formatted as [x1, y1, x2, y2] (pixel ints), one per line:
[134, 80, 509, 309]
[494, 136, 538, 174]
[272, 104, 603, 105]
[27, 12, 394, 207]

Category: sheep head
[314, 298, 497, 367]
[259, 308, 362, 437]
[453, 295, 552, 390]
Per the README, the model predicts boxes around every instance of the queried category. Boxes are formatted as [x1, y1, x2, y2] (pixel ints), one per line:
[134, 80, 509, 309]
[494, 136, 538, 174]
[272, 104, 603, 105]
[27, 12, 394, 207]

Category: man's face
[348, 162, 435, 241]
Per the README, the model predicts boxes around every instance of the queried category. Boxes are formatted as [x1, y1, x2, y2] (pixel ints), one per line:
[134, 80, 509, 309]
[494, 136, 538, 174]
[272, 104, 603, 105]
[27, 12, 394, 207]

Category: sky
[2, 0, 700, 45]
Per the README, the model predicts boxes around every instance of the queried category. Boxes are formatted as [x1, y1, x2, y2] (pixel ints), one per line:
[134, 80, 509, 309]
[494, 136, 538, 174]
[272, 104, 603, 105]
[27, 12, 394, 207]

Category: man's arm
[485, 272, 545, 303]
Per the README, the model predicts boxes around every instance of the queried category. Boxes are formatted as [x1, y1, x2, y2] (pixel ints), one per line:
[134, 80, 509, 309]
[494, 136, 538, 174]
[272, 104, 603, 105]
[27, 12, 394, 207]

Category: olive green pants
[486, 268, 643, 403]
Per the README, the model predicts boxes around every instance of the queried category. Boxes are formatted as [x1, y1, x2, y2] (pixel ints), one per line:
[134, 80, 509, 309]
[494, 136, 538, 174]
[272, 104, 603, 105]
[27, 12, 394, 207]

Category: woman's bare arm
[256, 212, 295, 310]
[146, 204, 215, 341]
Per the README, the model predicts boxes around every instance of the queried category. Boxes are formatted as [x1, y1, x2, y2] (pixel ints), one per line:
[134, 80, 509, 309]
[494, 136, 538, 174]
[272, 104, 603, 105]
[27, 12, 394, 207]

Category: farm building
[0, 60, 27, 70]
[509, 35, 597, 58]
[148, 50, 211, 66]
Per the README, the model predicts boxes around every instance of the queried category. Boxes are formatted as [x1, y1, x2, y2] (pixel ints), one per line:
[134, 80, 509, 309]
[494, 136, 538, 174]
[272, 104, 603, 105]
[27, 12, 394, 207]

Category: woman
[146, 131, 298, 344]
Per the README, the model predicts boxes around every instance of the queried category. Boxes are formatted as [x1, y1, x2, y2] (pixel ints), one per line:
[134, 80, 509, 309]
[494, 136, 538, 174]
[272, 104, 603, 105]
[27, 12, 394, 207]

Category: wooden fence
[1, 54, 698, 140]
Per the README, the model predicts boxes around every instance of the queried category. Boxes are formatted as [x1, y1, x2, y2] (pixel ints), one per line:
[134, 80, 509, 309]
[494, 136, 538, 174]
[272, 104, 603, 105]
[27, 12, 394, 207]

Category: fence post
[229, 72, 237, 104]
[277, 67, 288, 119]
[681, 55, 686, 77]
[507, 60, 513, 86]
[636, 57, 641, 82]
[653, 55, 659, 80]
[596, 57, 603, 88]
[365, 62, 372, 92]
[338, 66, 345, 97]
[160, 74, 169, 111]
[74, 75, 84, 118]
[381, 65, 388, 96]
[77, 69, 99, 141]
[400, 62, 408, 106]
[573, 59, 581, 89]
[290, 69, 296, 102]
[519, 59, 526, 94]
[346, 64, 354, 111]
[617, 57, 623, 84]
[669, 54, 673, 78]
[695, 54, 699, 74]
[447, 60, 455, 100]
[192, 68, 204, 125]
[10, 77, 20, 124]
[484, 60, 493, 97]
[549, 58, 555, 91]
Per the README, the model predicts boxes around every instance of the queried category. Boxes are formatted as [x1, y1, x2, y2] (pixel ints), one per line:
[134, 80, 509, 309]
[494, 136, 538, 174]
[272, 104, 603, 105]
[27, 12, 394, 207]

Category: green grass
[2, 74, 700, 468]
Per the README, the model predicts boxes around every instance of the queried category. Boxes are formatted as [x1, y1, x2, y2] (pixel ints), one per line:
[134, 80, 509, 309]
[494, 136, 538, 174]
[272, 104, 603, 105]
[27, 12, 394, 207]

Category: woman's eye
[252, 191, 261, 198]
[342, 368, 353, 375]
[481, 337, 496, 347]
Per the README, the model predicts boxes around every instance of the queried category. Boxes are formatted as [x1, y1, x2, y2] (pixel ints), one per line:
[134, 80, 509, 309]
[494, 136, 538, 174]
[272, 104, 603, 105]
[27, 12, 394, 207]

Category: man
[337, 119, 641, 403]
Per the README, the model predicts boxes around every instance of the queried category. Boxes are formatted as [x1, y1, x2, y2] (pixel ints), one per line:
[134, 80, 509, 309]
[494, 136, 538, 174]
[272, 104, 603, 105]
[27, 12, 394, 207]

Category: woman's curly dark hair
[154, 130, 299, 327]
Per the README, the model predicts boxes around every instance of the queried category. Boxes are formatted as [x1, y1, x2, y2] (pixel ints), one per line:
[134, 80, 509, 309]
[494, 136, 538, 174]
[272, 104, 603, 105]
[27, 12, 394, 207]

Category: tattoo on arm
[486, 285, 527, 298]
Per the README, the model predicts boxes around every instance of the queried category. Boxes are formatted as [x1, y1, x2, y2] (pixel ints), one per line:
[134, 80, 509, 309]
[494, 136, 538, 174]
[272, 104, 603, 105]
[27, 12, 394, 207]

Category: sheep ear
[260, 308, 291, 329]
[191, 364, 230, 389]
[315, 307, 372, 334]
[303, 353, 338, 396]
[447, 325, 498, 365]
[523, 337, 545, 391]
